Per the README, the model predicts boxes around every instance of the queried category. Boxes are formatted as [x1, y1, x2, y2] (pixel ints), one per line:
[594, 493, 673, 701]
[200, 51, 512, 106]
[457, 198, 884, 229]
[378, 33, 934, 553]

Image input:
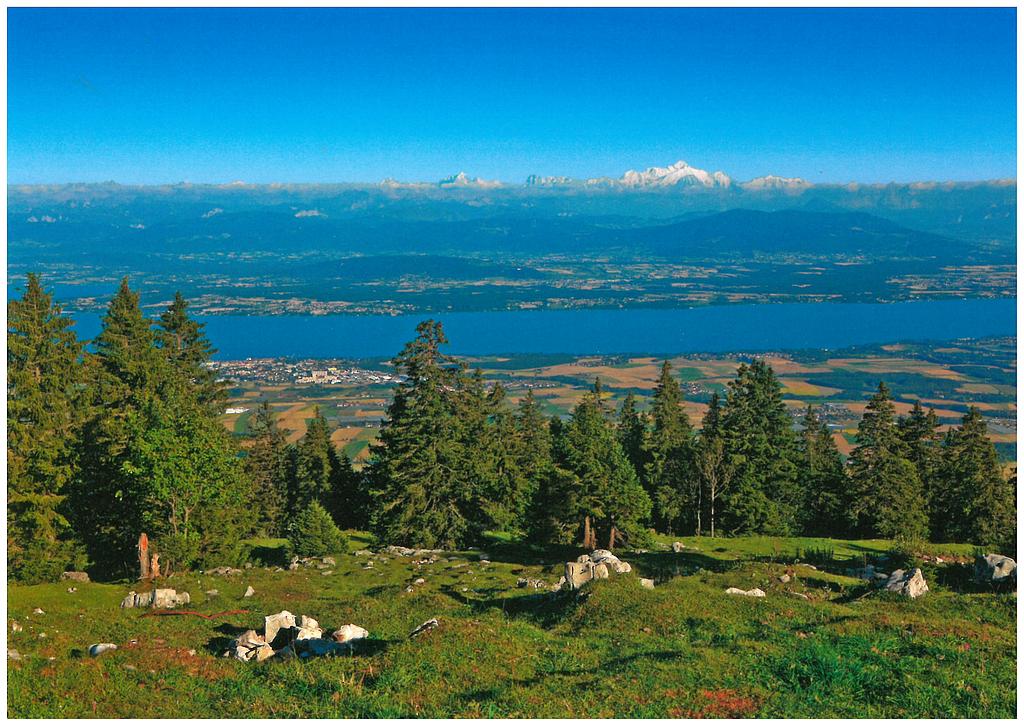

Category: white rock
[332, 624, 369, 644]
[640, 578, 655, 590]
[243, 586, 255, 598]
[264, 610, 296, 646]
[409, 618, 439, 638]
[884, 568, 929, 598]
[975, 554, 1016, 585]
[725, 587, 766, 598]
[89, 643, 118, 657]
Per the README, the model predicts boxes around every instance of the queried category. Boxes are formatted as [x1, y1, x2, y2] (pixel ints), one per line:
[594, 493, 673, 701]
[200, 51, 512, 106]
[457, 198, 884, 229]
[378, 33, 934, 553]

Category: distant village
[206, 357, 405, 387]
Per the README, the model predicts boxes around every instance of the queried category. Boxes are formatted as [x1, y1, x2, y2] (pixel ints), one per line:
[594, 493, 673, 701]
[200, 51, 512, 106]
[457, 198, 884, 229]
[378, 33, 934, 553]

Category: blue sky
[7, 7, 1017, 184]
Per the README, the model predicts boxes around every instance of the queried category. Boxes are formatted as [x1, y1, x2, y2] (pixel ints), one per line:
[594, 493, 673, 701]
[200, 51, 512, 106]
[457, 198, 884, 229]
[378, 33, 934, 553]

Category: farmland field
[222, 337, 1017, 467]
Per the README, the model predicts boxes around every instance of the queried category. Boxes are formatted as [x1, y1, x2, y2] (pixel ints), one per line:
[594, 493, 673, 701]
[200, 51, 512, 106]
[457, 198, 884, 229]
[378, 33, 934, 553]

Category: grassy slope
[7, 534, 1015, 718]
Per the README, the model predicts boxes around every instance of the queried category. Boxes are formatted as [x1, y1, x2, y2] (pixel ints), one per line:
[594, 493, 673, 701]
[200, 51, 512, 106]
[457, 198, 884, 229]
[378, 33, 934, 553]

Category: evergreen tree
[719, 360, 802, 535]
[695, 393, 732, 537]
[156, 292, 225, 409]
[7, 274, 87, 581]
[848, 382, 928, 539]
[367, 320, 482, 549]
[290, 407, 337, 514]
[616, 392, 649, 484]
[119, 389, 249, 572]
[515, 390, 553, 489]
[477, 382, 534, 533]
[798, 405, 849, 536]
[644, 361, 695, 533]
[547, 382, 652, 549]
[245, 401, 290, 536]
[70, 278, 167, 574]
[70, 281, 250, 576]
[898, 401, 942, 532]
[934, 408, 1015, 546]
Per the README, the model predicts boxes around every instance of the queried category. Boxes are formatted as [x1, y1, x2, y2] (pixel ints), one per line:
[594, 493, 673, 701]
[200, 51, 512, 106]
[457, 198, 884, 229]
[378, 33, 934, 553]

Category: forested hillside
[8, 276, 1016, 582]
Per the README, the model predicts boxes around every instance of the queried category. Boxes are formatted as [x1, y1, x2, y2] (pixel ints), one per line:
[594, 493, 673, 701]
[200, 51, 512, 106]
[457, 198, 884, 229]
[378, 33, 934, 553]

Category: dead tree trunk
[607, 525, 618, 550]
[582, 516, 594, 550]
[138, 533, 150, 580]
[149, 552, 161, 579]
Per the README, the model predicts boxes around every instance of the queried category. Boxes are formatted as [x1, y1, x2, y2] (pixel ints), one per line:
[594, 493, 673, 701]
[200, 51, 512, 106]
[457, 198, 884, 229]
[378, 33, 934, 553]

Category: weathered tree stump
[138, 533, 150, 580]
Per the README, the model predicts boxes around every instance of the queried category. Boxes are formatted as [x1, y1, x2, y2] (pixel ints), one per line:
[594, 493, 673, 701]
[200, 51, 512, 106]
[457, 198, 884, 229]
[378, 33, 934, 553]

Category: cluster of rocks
[206, 566, 244, 576]
[120, 588, 191, 609]
[671, 542, 697, 553]
[517, 578, 547, 590]
[288, 556, 336, 571]
[229, 610, 370, 662]
[61, 571, 90, 583]
[846, 564, 892, 584]
[558, 550, 635, 591]
[383, 546, 443, 558]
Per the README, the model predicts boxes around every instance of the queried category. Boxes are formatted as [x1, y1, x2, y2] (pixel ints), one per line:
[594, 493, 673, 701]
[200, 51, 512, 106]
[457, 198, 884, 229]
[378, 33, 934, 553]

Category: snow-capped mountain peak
[438, 172, 503, 189]
[591, 160, 732, 188]
[740, 175, 811, 191]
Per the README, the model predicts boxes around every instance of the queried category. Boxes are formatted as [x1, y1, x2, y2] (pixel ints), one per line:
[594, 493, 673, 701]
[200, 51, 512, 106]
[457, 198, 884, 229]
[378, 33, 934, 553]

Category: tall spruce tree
[70, 278, 167, 574]
[367, 320, 482, 549]
[290, 407, 338, 514]
[157, 291, 225, 409]
[71, 281, 250, 575]
[898, 401, 943, 532]
[7, 274, 87, 582]
[644, 361, 695, 533]
[798, 405, 849, 536]
[245, 401, 291, 536]
[934, 408, 1015, 546]
[546, 382, 652, 549]
[616, 392, 649, 484]
[848, 382, 928, 540]
[476, 382, 534, 534]
[719, 360, 802, 535]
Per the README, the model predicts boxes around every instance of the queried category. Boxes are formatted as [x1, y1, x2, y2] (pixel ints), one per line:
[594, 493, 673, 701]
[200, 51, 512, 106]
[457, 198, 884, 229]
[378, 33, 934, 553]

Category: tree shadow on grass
[439, 584, 588, 628]
[453, 648, 693, 708]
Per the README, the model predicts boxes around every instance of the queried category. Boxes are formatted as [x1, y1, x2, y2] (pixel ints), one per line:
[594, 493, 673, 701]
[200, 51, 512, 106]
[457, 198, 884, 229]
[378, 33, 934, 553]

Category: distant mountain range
[363, 159, 1007, 191]
[7, 163, 1016, 261]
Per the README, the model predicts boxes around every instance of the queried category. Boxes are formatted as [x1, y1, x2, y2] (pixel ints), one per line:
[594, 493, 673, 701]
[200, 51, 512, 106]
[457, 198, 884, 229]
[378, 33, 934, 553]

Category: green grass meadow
[7, 534, 1016, 718]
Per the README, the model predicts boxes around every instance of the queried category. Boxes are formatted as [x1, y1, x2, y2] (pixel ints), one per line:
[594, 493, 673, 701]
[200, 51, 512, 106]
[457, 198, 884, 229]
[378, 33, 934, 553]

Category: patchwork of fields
[221, 337, 1016, 466]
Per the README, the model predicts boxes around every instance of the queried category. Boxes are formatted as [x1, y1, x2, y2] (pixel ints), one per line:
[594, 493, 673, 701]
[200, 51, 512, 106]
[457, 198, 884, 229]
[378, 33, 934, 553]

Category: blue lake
[65, 299, 1017, 360]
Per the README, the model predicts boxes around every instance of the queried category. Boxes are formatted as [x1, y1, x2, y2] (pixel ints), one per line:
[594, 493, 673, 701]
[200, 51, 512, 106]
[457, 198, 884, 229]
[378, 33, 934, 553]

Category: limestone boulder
[332, 624, 369, 644]
[61, 571, 90, 583]
[231, 630, 274, 662]
[88, 643, 118, 657]
[974, 554, 1016, 586]
[295, 615, 323, 641]
[884, 568, 929, 598]
[725, 587, 766, 598]
[151, 588, 190, 609]
[264, 610, 296, 648]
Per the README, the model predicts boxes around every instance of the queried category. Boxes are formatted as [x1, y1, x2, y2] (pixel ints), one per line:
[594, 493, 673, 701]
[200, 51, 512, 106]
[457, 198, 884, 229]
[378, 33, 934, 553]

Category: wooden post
[149, 552, 160, 580]
[138, 533, 150, 580]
